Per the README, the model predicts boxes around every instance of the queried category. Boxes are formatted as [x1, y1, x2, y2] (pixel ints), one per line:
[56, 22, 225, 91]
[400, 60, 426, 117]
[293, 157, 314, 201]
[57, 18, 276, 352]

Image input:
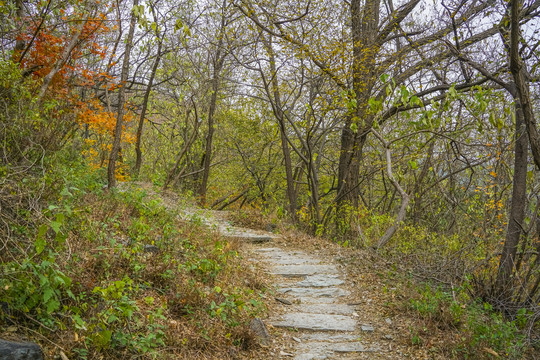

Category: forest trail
[174, 205, 398, 359]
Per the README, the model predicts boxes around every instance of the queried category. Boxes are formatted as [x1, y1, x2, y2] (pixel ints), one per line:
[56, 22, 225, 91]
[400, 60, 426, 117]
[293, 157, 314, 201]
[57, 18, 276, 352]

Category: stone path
[255, 246, 382, 359]
[179, 208, 385, 359]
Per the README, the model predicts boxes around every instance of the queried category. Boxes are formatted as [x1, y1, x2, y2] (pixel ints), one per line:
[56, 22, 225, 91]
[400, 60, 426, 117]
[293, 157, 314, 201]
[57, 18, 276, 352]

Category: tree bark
[134, 41, 162, 177]
[335, 0, 381, 209]
[198, 1, 227, 204]
[496, 106, 528, 291]
[107, 0, 138, 188]
[496, 0, 532, 292]
[508, 0, 540, 170]
[262, 34, 298, 219]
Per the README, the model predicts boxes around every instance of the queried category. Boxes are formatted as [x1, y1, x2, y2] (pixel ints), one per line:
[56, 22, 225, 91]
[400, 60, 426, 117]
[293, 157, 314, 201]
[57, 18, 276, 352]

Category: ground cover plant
[0, 160, 267, 359]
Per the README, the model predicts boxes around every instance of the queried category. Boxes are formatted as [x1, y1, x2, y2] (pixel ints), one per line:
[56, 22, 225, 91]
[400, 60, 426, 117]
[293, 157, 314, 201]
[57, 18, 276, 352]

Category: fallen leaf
[6, 326, 18, 332]
[483, 347, 499, 357]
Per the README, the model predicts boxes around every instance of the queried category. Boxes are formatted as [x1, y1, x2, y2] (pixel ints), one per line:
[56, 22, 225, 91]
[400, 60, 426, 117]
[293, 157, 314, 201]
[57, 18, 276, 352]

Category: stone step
[296, 274, 344, 287]
[262, 256, 320, 265]
[272, 264, 339, 278]
[294, 303, 356, 315]
[272, 313, 356, 331]
[223, 233, 273, 243]
[277, 287, 350, 298]
[300, 333, 360, 342]
[294, 341, 381, 360]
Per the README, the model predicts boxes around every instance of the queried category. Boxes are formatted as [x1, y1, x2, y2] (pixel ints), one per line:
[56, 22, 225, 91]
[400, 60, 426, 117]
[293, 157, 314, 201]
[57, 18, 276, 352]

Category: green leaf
[50, 221, 61, 234]
[350, 122, 358, 133]
[368, 97, 381, 112]
[151, 22, 157, 32]
[43, 288, 54, 303]
[35, 224, 48, 254]
[95, 329, 112, 347]
[410, 95, 422, 107]
[449, 85, 457, 98]
[400, 85, 409, 104]
[46, 298, 60, 313]
[183, 24, 191, 37]
[175, 18, 183, 31]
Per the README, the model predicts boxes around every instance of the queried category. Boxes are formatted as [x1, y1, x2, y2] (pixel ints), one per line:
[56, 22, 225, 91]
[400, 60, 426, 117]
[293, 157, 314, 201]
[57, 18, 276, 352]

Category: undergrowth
[0, 158, 268, 359]
[350, 210, 539, 359]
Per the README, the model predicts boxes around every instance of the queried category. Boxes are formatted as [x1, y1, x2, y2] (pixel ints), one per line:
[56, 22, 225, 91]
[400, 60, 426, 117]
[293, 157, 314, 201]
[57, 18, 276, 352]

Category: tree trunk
[107, 0, 138, 188]
[134, 41, 162, 177]
[264, 35, 298, 219]
[496, 106, 528, 291]
[508, 0, 540, 171]
[371, 129, 410, 249]
[13, 0, 26, 53]
[496, 0, 532, 292]
[198, 3, 227, 204]
[335, 0, 380, 210]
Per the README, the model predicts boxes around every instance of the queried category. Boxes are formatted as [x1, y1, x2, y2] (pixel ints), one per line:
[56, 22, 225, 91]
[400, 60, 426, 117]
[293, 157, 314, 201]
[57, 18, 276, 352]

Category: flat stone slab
[294, 341, 379, 360]
[294, 353, 329, 360]
[294, 297, 339, 304]
[296, 303, 355, 315]
[332, 343, 378, 353]
[361, 324, 375, 332]
[301, 333, 360, 342]
[272, 313, 356, 331]
[260, 254, 320, 265]
[278, 287, 350, 298]
[272, 264, 338, 278]
[224, 233, 272, 243]
[296, 274, 344, 287]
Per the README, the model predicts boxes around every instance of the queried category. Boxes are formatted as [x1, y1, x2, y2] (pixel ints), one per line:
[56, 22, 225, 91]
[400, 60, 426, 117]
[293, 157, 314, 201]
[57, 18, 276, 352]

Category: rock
[249, 318, 271, 346]
[272, 313, 357, 332]
[292, 337, 302, 343]
[361, 324, 375, 332]
[383, 335, 394, 340]
[385, 318, 393, 325]
[0, 339, 44, 360]
[275, 297, 293, 305]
